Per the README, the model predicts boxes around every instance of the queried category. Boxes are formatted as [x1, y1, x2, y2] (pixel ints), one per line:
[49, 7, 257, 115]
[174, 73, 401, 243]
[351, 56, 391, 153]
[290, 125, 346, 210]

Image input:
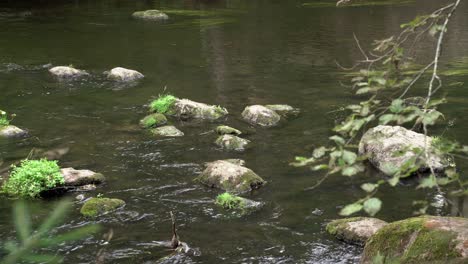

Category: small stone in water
[311, 208, 323, 216]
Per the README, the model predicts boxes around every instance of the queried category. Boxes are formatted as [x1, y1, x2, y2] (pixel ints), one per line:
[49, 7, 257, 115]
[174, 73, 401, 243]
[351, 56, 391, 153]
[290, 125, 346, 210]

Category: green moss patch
[80, 197, 125, 217]
[140, 113, 168, 128]
[2, 159, 64, 198]
[0, 110, 9, 127]
[215, 192, 246, 210]
[149, 95, 177, 114]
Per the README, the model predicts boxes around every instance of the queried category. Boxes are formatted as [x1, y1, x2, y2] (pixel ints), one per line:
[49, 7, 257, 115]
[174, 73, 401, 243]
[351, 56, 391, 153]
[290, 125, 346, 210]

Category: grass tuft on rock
[150, 95, 177, 114]
[2, 159, 64, 198]
[0, 110, 10, 127]
[215, 192, 245, 210]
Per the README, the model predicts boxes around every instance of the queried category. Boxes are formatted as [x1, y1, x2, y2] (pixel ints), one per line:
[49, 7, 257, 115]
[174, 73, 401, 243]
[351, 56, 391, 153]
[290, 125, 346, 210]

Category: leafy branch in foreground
[1, 200, 100, 264]
[294, 0, 467, 217]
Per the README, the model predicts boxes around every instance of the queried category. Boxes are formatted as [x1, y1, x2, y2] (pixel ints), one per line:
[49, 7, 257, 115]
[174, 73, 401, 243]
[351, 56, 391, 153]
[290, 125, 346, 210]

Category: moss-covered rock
[241, 105, 281, 127]
[151, 125, 184, 137]
[80, 197, 125, 217]
[215, 192, 263, 216]
[106, 67, 144, 82]
[361, 216, 468, 263]
[195, 160, 265, 194]
[61, 168, 105, 186]
[0, 125, 28, 138]
[215, 134, 250, 151]
[140, 113, 168, 128]
[216, 125, 242, 135]
[265, 104, 300, 117]
[326, 217, 388, 246]
[49, 66, 89, 79]
[132, 10, 169, 21]
[171, 99, 228, 120]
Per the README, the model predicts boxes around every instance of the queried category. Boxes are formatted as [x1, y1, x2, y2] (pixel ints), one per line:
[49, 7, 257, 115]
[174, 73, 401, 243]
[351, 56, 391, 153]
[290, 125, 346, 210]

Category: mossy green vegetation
[139, 113, 168, 128]
[0, 110, 9, 127]
[80, 197, 125, 217]
[326, 217, 365, 236]
[215, 192, 245, 210]
[2, 159, 64, 198]
[150, 95, 177, 114]
[362, 216, 462, 263]
[216, 125, 242, 135]
[302, 0, 414, 8]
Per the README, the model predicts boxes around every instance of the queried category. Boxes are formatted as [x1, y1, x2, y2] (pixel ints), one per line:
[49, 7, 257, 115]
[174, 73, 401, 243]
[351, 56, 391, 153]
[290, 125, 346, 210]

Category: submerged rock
[242, 105, 281, 127]
[215, 192, 263, 216]
[132, 10, 169, 21]
[172, 99, 228, 121]
[106, 67, 144, 82]
[265, 104, 299, 117]
[195, 160, 265, 194]
[216, 125, 242, 135]
[0, 125, 28, 138]
[140, 113, 167, 128]
[61, 167, 105, 186]
[326, 217, 388, 246]
[358, 125, 448, 176]
[49, 66, 89, 79]
[31, 147, 69, 160]
[215, 134, 250, 151]
[362, 216, 468, 263]
[151, 125, 184, 137]
[80, 197, 125, 217]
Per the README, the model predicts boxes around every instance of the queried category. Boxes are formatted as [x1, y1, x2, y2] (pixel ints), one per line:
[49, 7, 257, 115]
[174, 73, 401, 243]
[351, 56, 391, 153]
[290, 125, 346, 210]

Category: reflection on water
[0, 0, 468, 263]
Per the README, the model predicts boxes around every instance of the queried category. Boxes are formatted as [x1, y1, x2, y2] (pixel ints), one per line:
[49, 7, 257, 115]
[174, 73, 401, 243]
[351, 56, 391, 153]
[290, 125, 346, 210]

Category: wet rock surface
[326, 217, 388, 246]
[49, 66, 89, 79]
[0, 125, 28, 138]
[242, 105, 281, 127]
[61, 167, 105, 186]
[80, 197, 125, 217]
[151, 125, 184, 137]
[106, 67, 144, 82]
[171, 99, 228, 121]
[215, 134, 250, 151]
[132, 10, 169, 21]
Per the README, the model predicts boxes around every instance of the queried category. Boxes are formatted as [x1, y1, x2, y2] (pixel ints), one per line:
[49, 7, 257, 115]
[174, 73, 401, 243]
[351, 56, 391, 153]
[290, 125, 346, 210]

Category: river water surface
[1, 0, 468, 263]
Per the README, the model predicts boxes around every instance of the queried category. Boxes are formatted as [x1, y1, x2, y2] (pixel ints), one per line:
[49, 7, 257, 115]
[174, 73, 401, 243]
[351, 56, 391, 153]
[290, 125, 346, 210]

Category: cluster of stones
[326, 216, 468, 263]
[48, 66, 144, 82]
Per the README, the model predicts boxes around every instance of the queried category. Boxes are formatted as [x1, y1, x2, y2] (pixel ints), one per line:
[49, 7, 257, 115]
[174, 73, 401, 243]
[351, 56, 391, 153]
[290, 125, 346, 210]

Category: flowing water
[1, 0, 468, 263]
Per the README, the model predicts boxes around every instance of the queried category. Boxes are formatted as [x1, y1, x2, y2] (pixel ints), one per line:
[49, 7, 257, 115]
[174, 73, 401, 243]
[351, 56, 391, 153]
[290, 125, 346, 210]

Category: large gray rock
[61, 167, 105, 186]
[215, 134, 250, 151]
[49, 66, 89, 79]
[132, 10, 169, 21]
[151, 125, 184, 137]
[265, 104, 299, 117]
[216, 125, 242, 136]
[358, 125, 448, 176]
[195, 160, 265, 194]
[171, 99, 228, 121]
[242, 105, 281, 127]
[0, 125, 28, 138]
[106, 67, 144, 82]
[326, 217, 388, 246]
[80, 197, 125, 217]
[362, 216, 468, 263]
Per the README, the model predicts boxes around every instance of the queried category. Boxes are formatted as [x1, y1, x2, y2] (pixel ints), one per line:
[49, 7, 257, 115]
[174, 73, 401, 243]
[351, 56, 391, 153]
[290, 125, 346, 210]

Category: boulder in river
[49, 66, 89, 79]
[215, 134, 250, 151]
[215, 192, 263, 216]
[151, 125, 184, 137]
[216, 125, 242, 135]
[326, 217, 388, 246]
[140, 113, 167, 128]
[361, 215, 468, 263]
[150, 96, 228, 121]
[242, 105, 281, 127]
[265, 104, 300, 117]
[80, 197, 125, 217]
[61, 167, 105, 186]
[132, 10, 169, 21]
[358, 125, 449, 176]
[0, 125, 28, 138]
[195, 159, 265, 194]
[106, 67, 144, 82]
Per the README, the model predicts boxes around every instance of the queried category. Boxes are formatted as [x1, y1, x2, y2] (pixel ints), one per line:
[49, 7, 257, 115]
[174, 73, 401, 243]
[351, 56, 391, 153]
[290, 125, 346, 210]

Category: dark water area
[1, 0, 468, 263]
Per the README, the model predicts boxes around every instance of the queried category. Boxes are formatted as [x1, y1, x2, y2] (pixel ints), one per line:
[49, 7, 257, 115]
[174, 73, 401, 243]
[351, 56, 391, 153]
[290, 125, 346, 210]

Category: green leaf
[388, 176, 400, 186]
[342, 150, 357, 164]
[379, 114, 396, 125]
[361, 183, 378, 193]
[421, 110, 443, 126]
[339, 203, 363, 216]
[311, 164, 329, 171]
[356, 87, 371, 95]
[389, 99, 404, 113]
[342, 165, 363, 176]
[329, 135, 346, 146]
[363, 198, 382, 216]
[313, 147, 327, 159]
[417, 174, 438, 189]
[13, 200, 31, 242]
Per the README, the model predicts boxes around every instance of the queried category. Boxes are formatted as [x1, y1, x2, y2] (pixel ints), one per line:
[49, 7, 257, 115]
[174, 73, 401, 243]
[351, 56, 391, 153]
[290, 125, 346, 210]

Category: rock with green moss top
[216, 125, 242, 135]
[242, 105, 281, 127]
[151, 125, 184, 137]
[132, 10, 169, 21]
[361, 215, 468, 263]
[359, 125, 449, 176]
[140, 113, 167, 128]
[172, 99, 228, 120]
[326, 217, 388, 246]
[195, 160, 265, 194]
[61, 168, 105, 186]
[0, 125, 28, 138]
[215, 134, 250, 151]
[80, 197, 125, 217]
[265, 104, 300, 117]
[215, 192, 263, 216]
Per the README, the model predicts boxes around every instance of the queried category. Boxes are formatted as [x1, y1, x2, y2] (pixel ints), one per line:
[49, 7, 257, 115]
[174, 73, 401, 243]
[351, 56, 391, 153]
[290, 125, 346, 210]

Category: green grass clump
[0, 110, 10, 127]
[150, 95, 177, 114]
[215, 192, 245, 210]
[139, 113, 167, 128]
[2, 159, 64, 198]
